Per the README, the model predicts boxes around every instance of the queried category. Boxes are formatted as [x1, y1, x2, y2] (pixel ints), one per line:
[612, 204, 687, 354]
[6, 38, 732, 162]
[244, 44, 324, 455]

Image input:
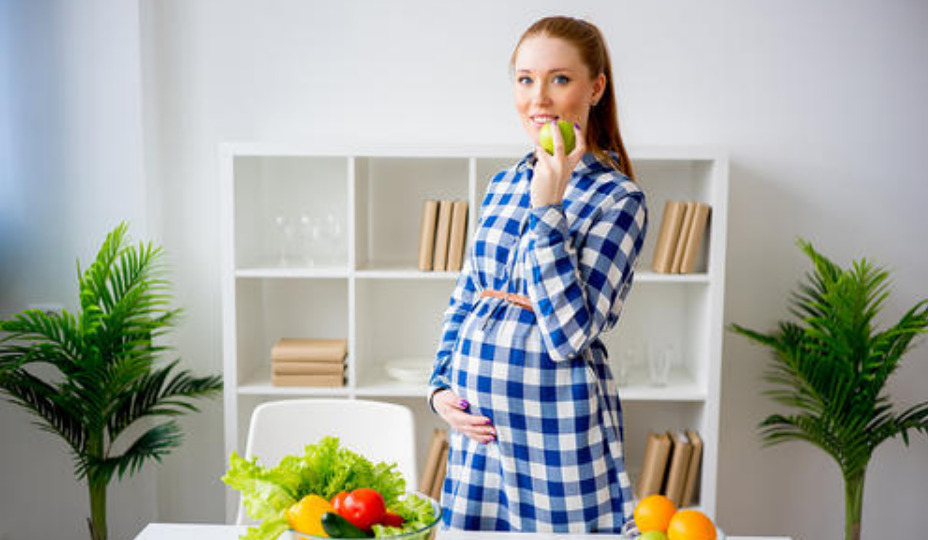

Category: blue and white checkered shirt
[429, 150, 648, 532]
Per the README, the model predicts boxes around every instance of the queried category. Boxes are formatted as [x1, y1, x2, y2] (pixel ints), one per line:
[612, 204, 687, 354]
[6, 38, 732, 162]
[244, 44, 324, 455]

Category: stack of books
[270, 338, 347, 387]
[650, 201, 711, 274]
[636, 429, 704, 507]
[418, 428, 449, 501]
[418, 200, 468, 272]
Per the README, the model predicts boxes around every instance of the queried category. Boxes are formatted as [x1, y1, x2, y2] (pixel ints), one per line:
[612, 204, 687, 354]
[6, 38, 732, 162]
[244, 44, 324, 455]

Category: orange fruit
[667, 509, 717, 540]
[286, 494, 335, 537]
[634, 494, 677, 533]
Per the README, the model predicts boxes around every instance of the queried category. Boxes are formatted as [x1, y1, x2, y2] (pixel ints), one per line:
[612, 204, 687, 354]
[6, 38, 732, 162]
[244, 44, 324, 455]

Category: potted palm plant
[0, 223, 223, 540]
[730, 239, 928, 540]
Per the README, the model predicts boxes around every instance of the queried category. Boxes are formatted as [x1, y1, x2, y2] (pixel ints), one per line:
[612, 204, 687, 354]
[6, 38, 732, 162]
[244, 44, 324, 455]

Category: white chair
[236, 398, 417, 524]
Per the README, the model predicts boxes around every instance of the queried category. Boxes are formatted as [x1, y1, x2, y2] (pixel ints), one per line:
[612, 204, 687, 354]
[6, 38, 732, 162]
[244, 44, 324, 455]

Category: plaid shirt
[429, 150, 648, 532]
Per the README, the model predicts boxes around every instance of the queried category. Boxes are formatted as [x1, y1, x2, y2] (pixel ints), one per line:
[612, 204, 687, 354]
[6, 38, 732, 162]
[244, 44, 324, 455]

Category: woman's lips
[530, 114, 559, 126]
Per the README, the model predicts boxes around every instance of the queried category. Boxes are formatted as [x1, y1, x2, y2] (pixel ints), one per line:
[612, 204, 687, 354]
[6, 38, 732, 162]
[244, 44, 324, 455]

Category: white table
[133, 523, 792, 540]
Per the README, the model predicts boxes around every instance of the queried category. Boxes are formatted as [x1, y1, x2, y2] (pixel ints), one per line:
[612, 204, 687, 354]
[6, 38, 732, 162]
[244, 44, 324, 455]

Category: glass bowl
[289, 493, 441, 540]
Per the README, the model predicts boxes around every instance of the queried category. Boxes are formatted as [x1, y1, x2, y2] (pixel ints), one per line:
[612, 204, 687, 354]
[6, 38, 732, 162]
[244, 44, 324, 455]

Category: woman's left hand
[531, 122, 586, 208]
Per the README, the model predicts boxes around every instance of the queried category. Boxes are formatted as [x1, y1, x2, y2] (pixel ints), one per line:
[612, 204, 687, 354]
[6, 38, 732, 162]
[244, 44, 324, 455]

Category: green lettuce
[372, 493, 439, 539]
[222, 436, 435, 540]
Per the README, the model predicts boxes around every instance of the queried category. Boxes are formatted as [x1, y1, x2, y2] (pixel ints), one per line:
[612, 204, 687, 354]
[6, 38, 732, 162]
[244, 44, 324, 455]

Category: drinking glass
[616, 344, 636, 387]
[647, 343, 674, 387]
[298, 214, 325, 267]
[274, 215, 298, 267]
[324, 211, 344, 264]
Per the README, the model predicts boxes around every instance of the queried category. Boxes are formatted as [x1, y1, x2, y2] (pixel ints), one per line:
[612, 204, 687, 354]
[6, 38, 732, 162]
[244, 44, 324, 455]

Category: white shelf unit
[220, 143, 728, 520]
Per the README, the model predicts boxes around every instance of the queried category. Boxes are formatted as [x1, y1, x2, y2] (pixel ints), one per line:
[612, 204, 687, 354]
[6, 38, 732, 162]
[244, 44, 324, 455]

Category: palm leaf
[731, 237, 928, 539]
[0, 370, 88, 453]
[106, 359, 222, 441]
[0, 222, 222, 540]
[82, 421, 183, 483]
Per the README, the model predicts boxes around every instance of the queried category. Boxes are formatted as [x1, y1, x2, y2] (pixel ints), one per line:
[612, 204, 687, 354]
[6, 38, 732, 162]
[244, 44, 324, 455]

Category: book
[272, 362, 344, 376]
[429, 439, 449, 500]
[418, 429, 448, 494]
[670, 202, 697, 274]
[663, 430, 694, 507]
[271, 338, 347, 363]
[270, 373, 344, 387]
[417, 200, 439, 271]
[432, 200, 454, 271]
[637, 431, 672, 498]
[651, 201, 686, 273]
[446, 201, 469, 271]
[681, 429, 704, 507]
[679, 203, 711, 274]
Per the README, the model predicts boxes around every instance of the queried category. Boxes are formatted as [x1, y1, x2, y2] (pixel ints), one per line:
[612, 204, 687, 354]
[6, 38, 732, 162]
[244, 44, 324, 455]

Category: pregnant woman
[428, 15, 648, 533]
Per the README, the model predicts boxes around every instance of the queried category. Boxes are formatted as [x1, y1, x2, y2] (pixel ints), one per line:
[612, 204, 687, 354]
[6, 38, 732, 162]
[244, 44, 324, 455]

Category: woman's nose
[532, 82, 552, 104]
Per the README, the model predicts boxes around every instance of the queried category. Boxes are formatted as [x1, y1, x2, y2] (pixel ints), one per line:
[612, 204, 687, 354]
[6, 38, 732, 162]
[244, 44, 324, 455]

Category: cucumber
[320, 512, 372, 538]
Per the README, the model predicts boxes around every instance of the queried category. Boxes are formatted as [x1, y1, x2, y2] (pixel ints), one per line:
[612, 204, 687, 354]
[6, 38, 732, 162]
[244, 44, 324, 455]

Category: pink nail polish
[485, 419, 493, 425]
[460, 400, 469, 409]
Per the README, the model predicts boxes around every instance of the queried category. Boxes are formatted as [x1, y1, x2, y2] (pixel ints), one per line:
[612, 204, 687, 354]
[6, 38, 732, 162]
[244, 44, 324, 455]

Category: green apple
[639, 531, 669, 540]
[539, 120, 576, 155]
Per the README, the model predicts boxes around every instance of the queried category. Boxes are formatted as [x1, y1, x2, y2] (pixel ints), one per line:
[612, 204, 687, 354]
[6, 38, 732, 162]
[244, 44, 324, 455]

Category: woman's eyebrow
[515, 67, 573, 74]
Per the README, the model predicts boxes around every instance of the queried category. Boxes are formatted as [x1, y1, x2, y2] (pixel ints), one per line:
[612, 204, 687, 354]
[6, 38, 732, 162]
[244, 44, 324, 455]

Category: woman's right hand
[432, 389, 496, 444]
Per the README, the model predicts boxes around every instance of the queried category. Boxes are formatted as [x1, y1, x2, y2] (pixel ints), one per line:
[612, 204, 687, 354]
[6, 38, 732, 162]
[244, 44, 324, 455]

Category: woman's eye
[518, 76, 532, 84]
[553, 75, 570, 84]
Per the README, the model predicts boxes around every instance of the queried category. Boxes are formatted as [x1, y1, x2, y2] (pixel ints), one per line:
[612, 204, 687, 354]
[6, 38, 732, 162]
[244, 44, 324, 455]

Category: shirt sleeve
[428, 250, 478, 400]
[525, 189, 647, 362]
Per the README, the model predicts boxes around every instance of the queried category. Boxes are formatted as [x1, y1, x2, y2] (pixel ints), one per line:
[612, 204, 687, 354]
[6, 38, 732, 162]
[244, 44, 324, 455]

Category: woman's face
[513, 35, 606, 147]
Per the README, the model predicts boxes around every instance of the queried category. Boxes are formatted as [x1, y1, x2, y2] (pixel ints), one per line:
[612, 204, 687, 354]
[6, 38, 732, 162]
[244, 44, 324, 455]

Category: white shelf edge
[635, 271, 710, 284]
[619, 386, 708, 402]
[234, 267, 706, 283]
[355, 269, 459, 280]
[219, 142, 726, 162]
[354, 383, 430, 398]
[236, 267, 350, 279]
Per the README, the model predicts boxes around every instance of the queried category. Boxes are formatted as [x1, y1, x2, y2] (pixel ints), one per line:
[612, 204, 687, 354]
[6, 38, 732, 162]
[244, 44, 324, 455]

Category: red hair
[511, 16, 635, 180]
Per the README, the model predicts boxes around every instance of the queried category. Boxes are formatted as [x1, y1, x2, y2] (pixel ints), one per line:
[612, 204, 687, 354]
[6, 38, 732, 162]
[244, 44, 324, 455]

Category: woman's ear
[592, 73, 607, 105]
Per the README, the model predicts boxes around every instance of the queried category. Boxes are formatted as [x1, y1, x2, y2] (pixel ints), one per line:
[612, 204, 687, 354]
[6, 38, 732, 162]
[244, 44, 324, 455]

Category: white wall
[0, 1, 156, 539]
[140, 1, 928, 538]
[3, 1, 927, 539]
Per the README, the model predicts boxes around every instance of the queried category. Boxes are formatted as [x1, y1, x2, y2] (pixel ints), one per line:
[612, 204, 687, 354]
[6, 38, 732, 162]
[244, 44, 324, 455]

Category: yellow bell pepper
[286, 494, 335, 537]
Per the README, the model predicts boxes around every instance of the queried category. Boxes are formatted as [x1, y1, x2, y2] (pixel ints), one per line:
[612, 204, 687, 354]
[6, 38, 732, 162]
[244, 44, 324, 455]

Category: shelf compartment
[621, 401, 707, 507]
[353, 157, 469, 270]
[354, 279, 454, 391]
[603, 282, 711, 395]
[616, 366, 706, 402]
[635, 159, 718, 275]
[234, 277, 349, 389]
[234, 156, 349, 270]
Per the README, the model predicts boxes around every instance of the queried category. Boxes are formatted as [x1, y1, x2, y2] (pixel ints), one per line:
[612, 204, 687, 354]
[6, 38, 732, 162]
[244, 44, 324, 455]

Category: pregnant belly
[451, 318, 599, 437]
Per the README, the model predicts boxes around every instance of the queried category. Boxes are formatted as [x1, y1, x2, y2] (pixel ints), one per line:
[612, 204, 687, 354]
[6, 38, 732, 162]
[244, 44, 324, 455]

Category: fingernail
[460, 399, 469, 409]
[485, 419, 493, 425]
[574, 122, 581, 129]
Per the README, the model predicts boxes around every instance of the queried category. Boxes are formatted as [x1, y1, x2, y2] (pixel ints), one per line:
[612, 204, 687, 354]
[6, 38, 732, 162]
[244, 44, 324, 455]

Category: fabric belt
[481, 289, 533, 312]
